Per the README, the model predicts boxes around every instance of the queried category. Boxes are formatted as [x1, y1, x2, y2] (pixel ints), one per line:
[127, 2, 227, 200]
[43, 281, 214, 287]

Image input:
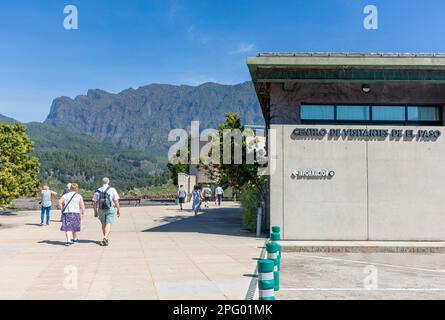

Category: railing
[84, 198, 142, 207]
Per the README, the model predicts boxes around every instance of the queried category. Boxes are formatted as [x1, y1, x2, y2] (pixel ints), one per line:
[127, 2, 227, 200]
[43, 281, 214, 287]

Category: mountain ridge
[45, 81, 264, 151]
[0, 114, 19, 124]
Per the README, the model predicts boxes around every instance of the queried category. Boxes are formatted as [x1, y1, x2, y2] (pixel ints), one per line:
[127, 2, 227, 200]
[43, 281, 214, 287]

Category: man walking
[93, 177, 121, 246]
[202, 185, 212, 209]
[177, 185, 187, 210]
[215, 186, 224, 207]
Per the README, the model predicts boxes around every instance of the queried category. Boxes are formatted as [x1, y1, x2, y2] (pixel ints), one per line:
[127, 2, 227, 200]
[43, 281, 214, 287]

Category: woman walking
[40, 185, 57, 226]
[191, 185, 202, 216]
[58, 183, 85, 246]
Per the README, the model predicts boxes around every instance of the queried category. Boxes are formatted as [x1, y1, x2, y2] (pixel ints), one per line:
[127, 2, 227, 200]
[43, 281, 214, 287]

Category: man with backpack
[93, 177, 121, 247]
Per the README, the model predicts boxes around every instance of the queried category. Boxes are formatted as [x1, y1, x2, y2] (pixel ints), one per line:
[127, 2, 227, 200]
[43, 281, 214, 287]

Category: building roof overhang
[248, 53, 445, 84]
[248, 53, 445, 125]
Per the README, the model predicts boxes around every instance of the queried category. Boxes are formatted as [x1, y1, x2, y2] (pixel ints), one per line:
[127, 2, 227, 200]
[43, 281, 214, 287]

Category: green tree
[0, 124, 40, 207]
[204, 112, 268, 203]
[167, 136, 191, 186]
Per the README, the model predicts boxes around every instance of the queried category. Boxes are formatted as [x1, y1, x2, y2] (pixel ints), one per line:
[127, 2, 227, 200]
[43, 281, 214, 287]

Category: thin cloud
[168, 0, 180, 20]
[187, 25, 209, 45]
[229, 43, 256, 55]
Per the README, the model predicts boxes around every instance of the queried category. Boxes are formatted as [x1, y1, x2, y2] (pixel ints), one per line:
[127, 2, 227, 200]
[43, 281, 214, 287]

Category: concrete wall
[271, 124, 445, 240]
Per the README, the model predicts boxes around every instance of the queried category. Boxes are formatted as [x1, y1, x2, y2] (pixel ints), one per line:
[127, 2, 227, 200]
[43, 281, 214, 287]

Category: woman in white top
[58, 183, 85, 246]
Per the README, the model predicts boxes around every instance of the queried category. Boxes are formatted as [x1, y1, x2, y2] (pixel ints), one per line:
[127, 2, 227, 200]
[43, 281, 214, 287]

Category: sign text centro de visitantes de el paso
[292, 128, 442, 140]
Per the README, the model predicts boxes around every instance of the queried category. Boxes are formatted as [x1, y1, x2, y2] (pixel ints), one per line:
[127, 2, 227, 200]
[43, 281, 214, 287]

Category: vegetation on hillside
[26, 122, 169, 191]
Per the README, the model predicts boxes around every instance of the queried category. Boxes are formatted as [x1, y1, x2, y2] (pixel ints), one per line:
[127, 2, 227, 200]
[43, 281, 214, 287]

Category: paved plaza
[277, 251, 445, 300]
[0, 202, 263, 300]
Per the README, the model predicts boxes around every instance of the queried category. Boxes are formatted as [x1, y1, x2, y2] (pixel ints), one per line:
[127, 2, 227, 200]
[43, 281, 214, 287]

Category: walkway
[0, 202, 263, 300]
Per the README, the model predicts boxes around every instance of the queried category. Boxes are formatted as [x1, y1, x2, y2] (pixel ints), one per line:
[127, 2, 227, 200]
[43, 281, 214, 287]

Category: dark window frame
[300, 104, 442, 126]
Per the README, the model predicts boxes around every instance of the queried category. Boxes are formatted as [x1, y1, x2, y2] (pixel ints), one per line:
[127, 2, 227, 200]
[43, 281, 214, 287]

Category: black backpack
[97, 187, 113, 210]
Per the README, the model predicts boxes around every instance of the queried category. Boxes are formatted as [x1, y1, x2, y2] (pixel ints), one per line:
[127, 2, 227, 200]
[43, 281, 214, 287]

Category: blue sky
[1, 0, 445, 122]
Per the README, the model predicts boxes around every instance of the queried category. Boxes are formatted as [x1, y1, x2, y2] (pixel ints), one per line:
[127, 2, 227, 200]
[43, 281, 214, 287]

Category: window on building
[407, 106, 440, 122]
[372, 106, 406, 121]
[337, 105, 370, 121]
[301, 105, 334, 120]
[301, 104, 441, 125]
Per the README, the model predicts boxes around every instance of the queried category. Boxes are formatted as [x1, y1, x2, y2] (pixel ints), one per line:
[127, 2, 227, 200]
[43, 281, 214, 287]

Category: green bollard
[271, 226, 281, 234]
[271, 232, 282, 270]
[271, 231, 281, 243]
[270, 226, 281, 241]
[257, 260, 275, 300]
[273, 258, 280, 292]
[266, 242, 280, 291]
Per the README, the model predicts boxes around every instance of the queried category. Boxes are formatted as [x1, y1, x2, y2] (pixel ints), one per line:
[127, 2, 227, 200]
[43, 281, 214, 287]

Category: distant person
[40, 185, 57, 226]
[58, 183, 85, 246]
[62, 183, 72, 196]
[93, 177, 121, 247]
[215, 186, 224, 207]
[191, 185, 202, 216]
[177, 185, 187, 210]
[202, 185, 212, 209]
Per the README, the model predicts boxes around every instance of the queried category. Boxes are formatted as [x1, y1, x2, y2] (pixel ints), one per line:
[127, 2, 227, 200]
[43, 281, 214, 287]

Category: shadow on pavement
[143, 206, 255, 238]
[38, 240, 67, 246]
[0, 212, 17, 216]
[39, 240, 101, 246]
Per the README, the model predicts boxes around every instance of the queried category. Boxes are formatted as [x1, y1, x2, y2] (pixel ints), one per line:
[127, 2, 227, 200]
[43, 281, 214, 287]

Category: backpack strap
[62, 193, 78, 214]
[96, 187, 111, 198]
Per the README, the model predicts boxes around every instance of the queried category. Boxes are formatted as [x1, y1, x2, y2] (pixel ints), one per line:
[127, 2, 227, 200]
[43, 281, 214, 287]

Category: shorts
[98, 208, 116, 225]
[205, 196, 211, 201]
[178, 197, 185, 204]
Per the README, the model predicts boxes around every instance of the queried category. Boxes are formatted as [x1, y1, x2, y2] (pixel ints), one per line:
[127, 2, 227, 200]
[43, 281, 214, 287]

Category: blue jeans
[41, 206, 51, 224]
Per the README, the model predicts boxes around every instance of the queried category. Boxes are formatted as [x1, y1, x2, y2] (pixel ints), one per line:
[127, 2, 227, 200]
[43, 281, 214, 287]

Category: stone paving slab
[0, 202, 263, 300]
[277, 251, 445, 300]
[281, 241, 445, 253]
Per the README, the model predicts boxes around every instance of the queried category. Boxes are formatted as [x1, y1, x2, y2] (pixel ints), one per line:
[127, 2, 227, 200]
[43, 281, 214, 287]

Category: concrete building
[248, 53, 445, 241]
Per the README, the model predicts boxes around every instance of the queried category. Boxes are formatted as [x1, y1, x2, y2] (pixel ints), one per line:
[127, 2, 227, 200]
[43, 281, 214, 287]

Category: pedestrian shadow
[25, 223, 44, 227]
[39, 240, 101, 246]
[76, 240, 102, 245]
[142, 206, 256, 238]
[0, 212, 17, 216]
[38, 240, 66, 246]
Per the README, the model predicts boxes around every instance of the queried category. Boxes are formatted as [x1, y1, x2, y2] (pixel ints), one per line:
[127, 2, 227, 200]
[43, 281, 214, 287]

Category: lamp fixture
[362, 84, 371, 94]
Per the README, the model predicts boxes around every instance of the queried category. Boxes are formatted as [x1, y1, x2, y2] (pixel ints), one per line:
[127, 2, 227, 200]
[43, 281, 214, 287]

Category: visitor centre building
[248, 53, 445, 241]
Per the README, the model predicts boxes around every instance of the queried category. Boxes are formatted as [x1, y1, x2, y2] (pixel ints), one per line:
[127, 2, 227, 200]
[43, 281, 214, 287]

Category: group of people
[177, 184, 224, 216]
[39, 177, 121, 247]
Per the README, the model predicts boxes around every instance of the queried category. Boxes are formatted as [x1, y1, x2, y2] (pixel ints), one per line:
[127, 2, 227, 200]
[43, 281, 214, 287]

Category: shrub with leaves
[240, 184, 260, 232]
[0, 124, 40, 207]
